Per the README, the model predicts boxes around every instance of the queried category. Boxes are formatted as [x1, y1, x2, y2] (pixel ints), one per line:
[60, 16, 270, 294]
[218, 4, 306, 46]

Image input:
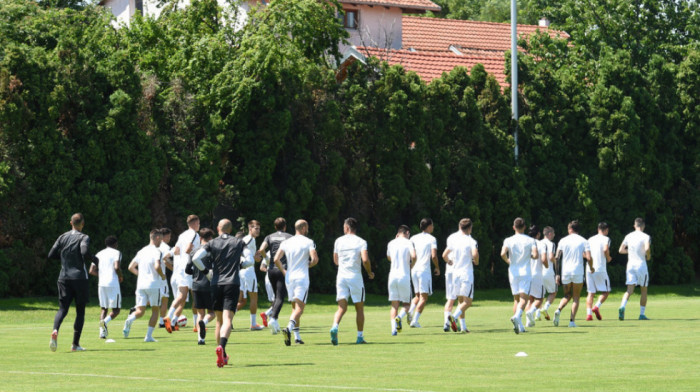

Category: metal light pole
[511, 0, 518, 163]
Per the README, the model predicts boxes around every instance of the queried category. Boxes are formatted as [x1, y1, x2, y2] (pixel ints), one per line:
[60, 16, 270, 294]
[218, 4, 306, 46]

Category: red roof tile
[402, 16, 569, 53]
[338, 0, 440, 12]
[356, 46, 508, 85]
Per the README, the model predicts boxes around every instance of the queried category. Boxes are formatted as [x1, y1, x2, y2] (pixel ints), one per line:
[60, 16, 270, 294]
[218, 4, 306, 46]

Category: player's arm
[604, 241, 612, 263]
[554, 249, 562, 284]
[442, 248, 453, 265]
[472, 247, 479, 266]
[309, 248, 319, 268]
[531, 242, 538, 259]
[115, 256, 123, 282]
[645, 239, 651, 261]
[128, 260, 138, 275]
[619, 240, 628, 254]
[333, 252, 339, 266]
[500, 245, 509, 264]
[163, 253, 173, 270]
[409, 248, 417, 269]
[274, 249, 286, 275]
[192, 247, 210, 271]
[585, 250, 594, 273]
[81, 235, 98, 264]
[361, 249, 374, 279]
[89, 262, 98, 277]
[48, 237, 62, 260]
[541, 249, 549, 269]
[431, 248, 440, 276]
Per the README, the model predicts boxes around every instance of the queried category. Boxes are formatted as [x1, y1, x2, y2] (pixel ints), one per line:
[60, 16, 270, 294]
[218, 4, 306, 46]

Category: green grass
[1, 285, 699, 391]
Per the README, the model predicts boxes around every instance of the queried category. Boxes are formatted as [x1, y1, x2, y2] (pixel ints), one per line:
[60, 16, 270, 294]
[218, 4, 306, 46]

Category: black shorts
[192, 289, 213, 310]
[57, 279, 89, 307]
[213, 284, 240, 312]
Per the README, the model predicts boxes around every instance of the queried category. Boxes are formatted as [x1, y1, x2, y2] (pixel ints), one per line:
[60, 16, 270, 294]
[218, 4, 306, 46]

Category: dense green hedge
[0, 0, 697, 298]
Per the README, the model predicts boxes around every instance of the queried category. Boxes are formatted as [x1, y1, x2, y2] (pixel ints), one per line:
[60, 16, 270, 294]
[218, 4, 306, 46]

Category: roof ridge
[402, 15, 556, 29]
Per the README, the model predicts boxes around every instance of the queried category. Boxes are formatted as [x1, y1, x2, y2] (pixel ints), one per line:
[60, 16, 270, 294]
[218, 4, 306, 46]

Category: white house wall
[343, 5, 403, 51]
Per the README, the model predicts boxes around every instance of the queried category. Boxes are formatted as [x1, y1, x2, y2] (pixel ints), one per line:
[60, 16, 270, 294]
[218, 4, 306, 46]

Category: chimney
[538, 17, 550, 28]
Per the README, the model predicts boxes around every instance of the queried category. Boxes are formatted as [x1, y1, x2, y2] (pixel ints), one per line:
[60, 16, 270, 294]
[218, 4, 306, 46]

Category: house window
[342, 9, 358, 29]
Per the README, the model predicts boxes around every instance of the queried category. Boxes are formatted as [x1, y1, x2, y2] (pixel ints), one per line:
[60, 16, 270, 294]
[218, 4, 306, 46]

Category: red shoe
[260, 312, 268, 327]
[193, 327, 198, 333]
[50, 330, 58, 352]
[592, 306, 602, 320]
[173, 323, 179, 331]
[224, 355, 230, 365]
[586, 315, 593, 321]
[163, 317, 173, 334]
[216, 346, 225, 368]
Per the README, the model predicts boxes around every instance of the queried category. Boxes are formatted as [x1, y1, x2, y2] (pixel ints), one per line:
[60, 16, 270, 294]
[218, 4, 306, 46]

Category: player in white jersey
[237, 220, 264, 330]
[442, 246, 456, 332]
[408, 218, 439, 328]
[501, 217, 538, 334]
[552, 220, 592, 327]
[330, 218, 374, 345]
[618, 218, 652, 320]
[443, 219, 479, 333]
[524, 226, 548, 328]
[157, 228, 174, 328]
[258, 252, 275, 327]
[89, 236, 123, 339]
[387, 225, 416, 335]
[586, 222, 612, 321]
[274, 220, 319, 346]
[538, 226, 557, 321]
[164, 215, 200, 333]
[123, 230, 167, 342]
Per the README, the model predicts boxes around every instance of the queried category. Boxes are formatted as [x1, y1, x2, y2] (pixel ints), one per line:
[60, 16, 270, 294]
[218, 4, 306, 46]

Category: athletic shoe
[159, 323, 165, 328]
[519, 326, 527, 333]
[406, 312, 413, 325]
[250, 324, 264, 331]
[295, 339, 305, 345]
[199, 320, 206, 340]
[71, 345, 86, 352]
[443, 322, 450, 332]
[50, 330, 58, 352]
[193, 326, 198, 333]
[224, 355, 230, 366]
[535, 309, 542, 321]
[448, 315, 458, 332]
[553, 310, 561, 327]
[99, 328, 105, 339]
[123, 318, 133, 338]
[619, 307, 625, 321]
[592, 306, 602, 320]
[409, 321, 421, 328]
[330, 326, 338, 346]
[144, 336, 157, 342]
[391, 331, 397, 336]
[568, 321, 576, 328]
[270, 319, 280, 335]
[216, 345, 225, 368]
[260, 313, 268, 327]
[163, 317, 173, 333]
[460, 328, 470, 334]
[100, 319, 108, 339]
[586, 315, 593, 321]
[525, 311, 535, 328]
[542, 309, 551, 320]
[639, 315, 649, 320]
[198, 339, 206, 345]
[282, 328, 291, 346]
[173, 323, 180, 332]
[356, 337, 367, 344]
[510, 316, 520, 335]
[395, 316, 402, 333]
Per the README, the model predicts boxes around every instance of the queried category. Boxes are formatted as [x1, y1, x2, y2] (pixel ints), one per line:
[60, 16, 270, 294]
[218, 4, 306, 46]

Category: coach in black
[192, 218, 245, 367]
[48, 213, 96, 352]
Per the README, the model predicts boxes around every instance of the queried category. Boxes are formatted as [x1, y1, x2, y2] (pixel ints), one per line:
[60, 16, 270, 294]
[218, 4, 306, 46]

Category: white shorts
[286, 278, 309, 303]
[411, 270, 432, 295]
[626, 268, 649, 287]
[135, 288, 161, 308]
[454, 275, 474, 299]
[388, 275, 411, 303]
[561, 273, 583, 285]
[543, 274, 557, 294]
[336, 276, 365, 303]
[160, 279, 169, 299]
[509, 274, 531, 295]
[240, 268, 258, 297]
[529, 275, 545, 299]
[264, 274, 275, 302]
[98, 286, 121, 309]
[171, 277, 190, 302]
[445, 270, 456, 300]
[586, 270, 611, 293]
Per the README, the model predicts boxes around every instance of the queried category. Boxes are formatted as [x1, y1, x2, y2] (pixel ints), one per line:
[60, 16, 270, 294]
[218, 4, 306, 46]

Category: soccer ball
[177, 316, 188, 328]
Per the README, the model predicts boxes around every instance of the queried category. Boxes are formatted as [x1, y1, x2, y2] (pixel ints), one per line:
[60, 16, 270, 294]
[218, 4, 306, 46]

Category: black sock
[220, 337, 228, 356]
[73, 330, 82, 347]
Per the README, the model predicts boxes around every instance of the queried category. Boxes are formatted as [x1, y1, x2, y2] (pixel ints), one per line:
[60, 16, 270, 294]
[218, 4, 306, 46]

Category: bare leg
[334, 299, 348, 325]
[570, 283, 583, 322]
[355, 302, 365, 332]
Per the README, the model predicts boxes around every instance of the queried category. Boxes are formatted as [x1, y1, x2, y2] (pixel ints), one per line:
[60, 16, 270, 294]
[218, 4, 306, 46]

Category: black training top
[201, 233, 245, 286]
[263, 231, 293, 270]
[48, 230, 94, 281]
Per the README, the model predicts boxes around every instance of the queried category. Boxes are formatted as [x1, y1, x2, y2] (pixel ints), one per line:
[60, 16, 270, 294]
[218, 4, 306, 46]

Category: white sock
[391, 318, 397, 332]
[595, 301, 602, 308]
[146, 326, 154, 339]
[172, 314, 179, 325]
[126, 314, 136, 323]
[250, 313, 256, 326]
[535, 309, 541, 317]
[265, 307, 273, 316]
[587, 308, 592, 315]
[640, 306, 646, 316]
[414, 311, 421, 322]
[193, 314, 198, 326]
[332, 322, 339, 330]
[158, 317, 163, 325]
[453, 309, 463, 319]
[444, 311, 450, 323]
[357, 331, 363, 338]
[103, 315, 112, 324]
[293, 328, 301, 340]
[203, 318, 209, 326]
[620, 298, 628, 308]
[397, 308, 407, 319]
[167, 307, 176, 320]
[408, 303, 416, 315]
[544, 301, 551, 310]
[514, 308, 523, 319]
[459, 318, 466, 330]
[287, 319, 296, 331]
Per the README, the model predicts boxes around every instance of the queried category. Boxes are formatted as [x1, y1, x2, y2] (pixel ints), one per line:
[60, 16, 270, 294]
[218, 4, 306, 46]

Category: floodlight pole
[511, 0, 518, 164]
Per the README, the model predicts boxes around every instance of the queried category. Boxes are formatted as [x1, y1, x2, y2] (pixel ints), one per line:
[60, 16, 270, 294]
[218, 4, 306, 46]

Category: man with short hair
[237, 220, 264, 330]
[501, 217, 538, 334]
[553, 220, 593, 327]
[186, 228, 216, 344]
[408, 218, 439, 328]
[164, 215, 201, 332]
[48, 213, 96, 352]
[274, 220, 319, 346]
[89, 235, 123, 339]
[330, 218, 375, 345]
[258, 218, 293, 334]
[192, 219, 246, 367]
[123, 230, 168, 342]
[387, 225, 416, 335]
[586, 222, 612, 321]
[538, 226, 557, 320]
[618, 218, 652, 320]
[443, 219, 479, 333]
[525, 226, 548, 327]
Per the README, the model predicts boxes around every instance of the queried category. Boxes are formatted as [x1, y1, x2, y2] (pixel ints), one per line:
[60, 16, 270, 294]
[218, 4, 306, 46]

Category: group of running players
[48, 212, 651, 367]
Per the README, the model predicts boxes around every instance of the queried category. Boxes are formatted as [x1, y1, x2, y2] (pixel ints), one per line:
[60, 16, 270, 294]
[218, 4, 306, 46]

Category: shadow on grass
[241, 362, 314, 368]
[88, 348, 157, 352]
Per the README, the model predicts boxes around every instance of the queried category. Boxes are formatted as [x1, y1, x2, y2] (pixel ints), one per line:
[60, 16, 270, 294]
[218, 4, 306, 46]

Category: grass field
[1, 285, 699, 391]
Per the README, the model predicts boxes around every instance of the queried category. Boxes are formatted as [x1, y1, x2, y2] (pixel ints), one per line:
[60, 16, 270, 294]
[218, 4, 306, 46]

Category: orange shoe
[193, 327, 198, 333]
[173, 323, 179, 331]
[260, 312, 268, 327]
[163, 317, 173, 334]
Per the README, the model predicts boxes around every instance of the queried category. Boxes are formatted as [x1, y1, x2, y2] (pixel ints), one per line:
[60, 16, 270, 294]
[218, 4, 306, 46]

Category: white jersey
[541, 238, 556, 278]
[280, 234, 315, 281]
[410, 232, 437, 273]
[622, 230, 651, 270]
[387, 237, 413, 279]
[558, 233, 590, 276]
[588, 234, 610, 273]
[133, 244, 164, 290]
[334, 234, 367, 279]
[503, 233, 536, 277]
[531, 240, 546, 277]
[447, 232, 477, 282]
[174, 228, 200, 277]
[241, 235, 257, 271]
[158, 242, 172, 276]
[96, 247, 121, 288]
